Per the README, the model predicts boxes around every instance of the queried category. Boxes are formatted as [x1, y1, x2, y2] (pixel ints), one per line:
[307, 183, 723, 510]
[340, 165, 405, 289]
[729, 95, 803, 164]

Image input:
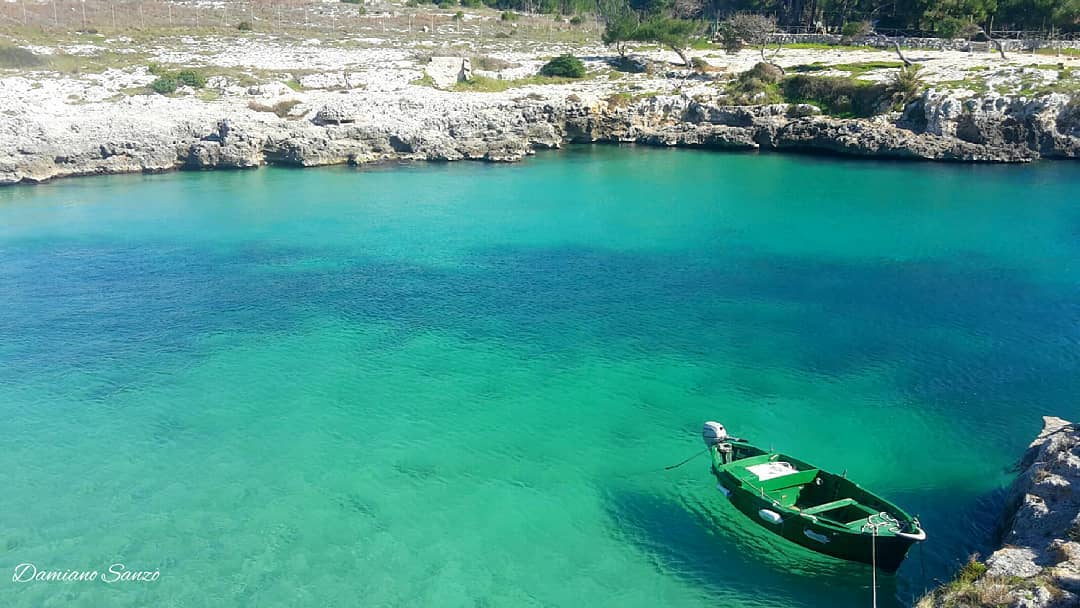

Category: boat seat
[801, 498, 857, 515]
[759, 468, 819, 492]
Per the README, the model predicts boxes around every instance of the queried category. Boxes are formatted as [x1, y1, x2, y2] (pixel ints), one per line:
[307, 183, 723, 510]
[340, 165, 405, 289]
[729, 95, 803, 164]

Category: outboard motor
[703, 421, 736, 464]
[702, 421, 728, 447]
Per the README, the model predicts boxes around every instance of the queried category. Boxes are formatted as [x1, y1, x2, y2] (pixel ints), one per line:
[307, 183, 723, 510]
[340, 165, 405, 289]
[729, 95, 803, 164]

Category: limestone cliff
[1, 89, 1077, 186]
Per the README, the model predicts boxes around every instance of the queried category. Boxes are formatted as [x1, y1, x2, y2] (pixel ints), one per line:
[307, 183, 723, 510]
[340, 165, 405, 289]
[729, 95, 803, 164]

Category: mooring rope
[860, 512, 900, 608]
[871, 527, 878, 608]
[664, 447, 709, 470]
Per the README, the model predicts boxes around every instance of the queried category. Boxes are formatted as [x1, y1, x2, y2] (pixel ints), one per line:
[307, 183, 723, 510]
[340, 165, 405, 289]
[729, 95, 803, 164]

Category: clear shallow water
[1, 147, 1077, 608]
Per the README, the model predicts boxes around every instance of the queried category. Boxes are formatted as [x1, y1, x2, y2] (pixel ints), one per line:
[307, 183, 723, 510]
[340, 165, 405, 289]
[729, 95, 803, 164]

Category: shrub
[437, 0, 454, 8]
[781, 74, 889, 117]
[150, 75, 178, 94]
[690, 56, 711, 72]
[236, 20, 253, 31]
[0, 46, 46, 69]
[933, 16, 965, 39]
[461, 0, 483, 6]
[500, 11, 518, 21]
[727, 63, 784, 104]
[539, 54, 586, 78]
[745, 61, 783, 84]
[891, 65, 924, 104]
[452, 10, 464, 20]
[570, 15, 583, 25]
[176, 69, 206, 88]
[341, 0, 363, 3]
[841, 21, 872, 40]
[955, 557, 988, 585]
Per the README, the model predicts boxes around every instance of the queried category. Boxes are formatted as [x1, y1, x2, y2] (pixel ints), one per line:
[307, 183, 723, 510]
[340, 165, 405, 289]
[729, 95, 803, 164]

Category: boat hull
[722, 485, 918, 572]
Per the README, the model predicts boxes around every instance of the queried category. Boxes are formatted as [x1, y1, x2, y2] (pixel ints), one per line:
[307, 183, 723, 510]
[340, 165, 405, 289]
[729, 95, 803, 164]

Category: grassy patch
[248, 99, 301, 117]
[451, 74, 581, 92]
[0, 45, 46, 68]
[785, 42, 874, 52]
[409, 73, 436, 87]
[1035, 47, 1080, 58]
[606, 91, 632, 108]
[791, 61, 906, 77]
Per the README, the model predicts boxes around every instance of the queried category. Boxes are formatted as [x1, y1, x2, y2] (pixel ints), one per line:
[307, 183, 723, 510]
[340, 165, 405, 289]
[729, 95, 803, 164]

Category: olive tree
[719, 13, 778, 62]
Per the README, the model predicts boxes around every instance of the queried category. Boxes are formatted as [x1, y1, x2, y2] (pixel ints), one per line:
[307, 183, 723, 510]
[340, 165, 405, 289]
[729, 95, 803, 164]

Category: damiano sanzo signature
[12, 563, 160, 583]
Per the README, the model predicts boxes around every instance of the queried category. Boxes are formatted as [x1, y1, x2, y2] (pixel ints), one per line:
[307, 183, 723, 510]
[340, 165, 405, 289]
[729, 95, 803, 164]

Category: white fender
[758, 509, 783, 525]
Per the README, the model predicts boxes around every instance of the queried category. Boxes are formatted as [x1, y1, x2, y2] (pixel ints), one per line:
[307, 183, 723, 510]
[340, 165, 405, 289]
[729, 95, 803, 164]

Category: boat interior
[726, 453, 887, 530]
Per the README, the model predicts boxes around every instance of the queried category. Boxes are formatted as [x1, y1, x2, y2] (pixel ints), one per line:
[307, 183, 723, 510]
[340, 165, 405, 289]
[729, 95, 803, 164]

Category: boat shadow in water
[602, 486, 907, 608]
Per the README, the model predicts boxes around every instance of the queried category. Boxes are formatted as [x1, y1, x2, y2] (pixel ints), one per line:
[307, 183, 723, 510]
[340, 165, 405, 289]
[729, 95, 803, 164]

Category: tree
[633, 16, 699, 66]
[720, 13, 779, 63]
[602, 12, 640, 58]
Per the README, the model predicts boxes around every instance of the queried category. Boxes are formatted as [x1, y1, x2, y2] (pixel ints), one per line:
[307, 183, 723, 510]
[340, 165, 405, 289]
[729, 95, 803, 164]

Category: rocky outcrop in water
[918, 417, 1080, 608]
[1, 89, 1077, 185]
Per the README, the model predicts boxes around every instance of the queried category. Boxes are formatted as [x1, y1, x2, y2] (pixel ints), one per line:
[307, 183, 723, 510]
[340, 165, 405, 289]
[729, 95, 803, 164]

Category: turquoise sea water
[1, 148, 1078, 608]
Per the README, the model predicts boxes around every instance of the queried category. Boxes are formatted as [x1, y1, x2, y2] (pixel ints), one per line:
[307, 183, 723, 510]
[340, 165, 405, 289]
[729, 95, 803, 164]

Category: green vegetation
[0, 45, 46, 69]
[891, 65, 924, 103]
[410, 73, 436, 87]
[150, 75, 179, 94]
[721, 60, 923, 116]
[452, 74, 580, 92]
[148, 67, 206, 94]
[791, 61, 905, 76]
[602, 15, 700, 66]
[236, 20, 253, 31]
[717, 13, 777, 57]
[840, 20, 872, 40]
[782, 74, 889, 117]
[176, 69, 206, 88]
[726, 61, 784, 104]
[539, 54, 586, 78]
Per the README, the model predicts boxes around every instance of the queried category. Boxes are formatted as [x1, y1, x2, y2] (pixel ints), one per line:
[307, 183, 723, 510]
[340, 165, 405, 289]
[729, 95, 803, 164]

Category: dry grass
[247, 99, 302, 118]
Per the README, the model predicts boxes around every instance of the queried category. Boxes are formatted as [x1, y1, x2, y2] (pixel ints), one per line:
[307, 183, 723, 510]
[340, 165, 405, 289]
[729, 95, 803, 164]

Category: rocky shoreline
[2, 86, 1078, 186]
[918, 417, 1080, 608]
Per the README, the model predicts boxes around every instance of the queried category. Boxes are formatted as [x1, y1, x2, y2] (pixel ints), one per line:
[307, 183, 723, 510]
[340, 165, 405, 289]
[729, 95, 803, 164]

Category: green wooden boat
[702, 422, 926, 572]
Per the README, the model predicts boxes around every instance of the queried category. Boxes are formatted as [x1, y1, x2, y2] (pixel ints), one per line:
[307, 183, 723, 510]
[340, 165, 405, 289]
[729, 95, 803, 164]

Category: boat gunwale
[710, 442, 922, 538]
